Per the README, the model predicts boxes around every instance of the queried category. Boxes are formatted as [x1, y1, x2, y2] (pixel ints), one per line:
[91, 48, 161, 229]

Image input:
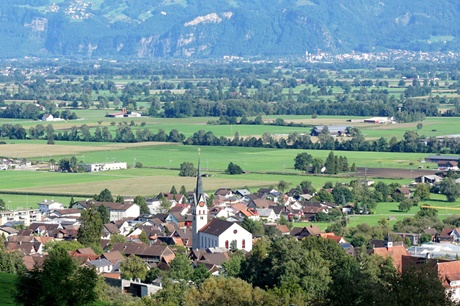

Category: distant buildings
[85, 162, 127, 172]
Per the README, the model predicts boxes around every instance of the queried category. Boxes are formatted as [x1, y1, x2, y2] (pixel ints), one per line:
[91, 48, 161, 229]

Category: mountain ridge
[1, 0, 459, 59]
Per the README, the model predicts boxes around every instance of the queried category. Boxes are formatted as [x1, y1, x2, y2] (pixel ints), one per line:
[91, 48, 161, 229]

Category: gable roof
[101, 251, 125, 264]
[372, 245, 409, 273]
[104, 223, 120, 234]
[199, 218, 235, 236]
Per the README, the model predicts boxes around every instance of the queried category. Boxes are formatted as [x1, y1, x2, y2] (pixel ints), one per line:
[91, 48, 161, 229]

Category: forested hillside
[0, 0, 459, 58]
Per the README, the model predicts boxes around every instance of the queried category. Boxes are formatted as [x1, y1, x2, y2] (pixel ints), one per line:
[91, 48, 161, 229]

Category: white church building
[191, 152, 252, 252]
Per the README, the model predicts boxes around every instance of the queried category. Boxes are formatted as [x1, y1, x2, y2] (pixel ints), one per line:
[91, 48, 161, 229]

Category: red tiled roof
[372, 245, 409, 273]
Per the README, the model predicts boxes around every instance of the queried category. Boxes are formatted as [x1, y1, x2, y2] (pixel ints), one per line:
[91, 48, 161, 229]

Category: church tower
[192, 149, 208, 250]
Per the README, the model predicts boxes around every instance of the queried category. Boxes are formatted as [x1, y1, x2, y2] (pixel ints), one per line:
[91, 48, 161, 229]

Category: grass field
[0, 272, 15, 306]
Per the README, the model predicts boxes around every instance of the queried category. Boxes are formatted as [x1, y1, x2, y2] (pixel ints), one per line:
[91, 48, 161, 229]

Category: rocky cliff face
[0, 0, 459, 58]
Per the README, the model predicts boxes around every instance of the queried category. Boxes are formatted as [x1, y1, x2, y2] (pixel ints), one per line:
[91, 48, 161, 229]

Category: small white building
[85, 162, 127, 172]
[38, 199, 65, 214]
[199, 218, 252, 252]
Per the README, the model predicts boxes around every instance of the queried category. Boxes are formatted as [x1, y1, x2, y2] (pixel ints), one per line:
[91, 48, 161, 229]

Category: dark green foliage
[77, 204, 103, 251]
[121, 255, 148, 281]
[226, 162, 244, 174]
[294, 152, 313, 172]
[440, 177, 460, 202]
[95, 188, 114, 202]
[134, 195, 149, 214]
[179, 162, 197, 177]
[0, 251, 25, 274]
[97, 205, 110, 224]
[14, 245, 98, 306]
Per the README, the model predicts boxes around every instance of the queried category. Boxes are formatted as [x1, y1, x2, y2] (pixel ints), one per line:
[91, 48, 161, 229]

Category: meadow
[0, 272, 15, 306]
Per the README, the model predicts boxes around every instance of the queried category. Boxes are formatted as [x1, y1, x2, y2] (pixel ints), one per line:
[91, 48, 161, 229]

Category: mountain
[1, 0, 460, 59]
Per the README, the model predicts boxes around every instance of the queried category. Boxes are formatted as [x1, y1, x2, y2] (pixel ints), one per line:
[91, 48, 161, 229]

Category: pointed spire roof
[195, 148, 204, 202]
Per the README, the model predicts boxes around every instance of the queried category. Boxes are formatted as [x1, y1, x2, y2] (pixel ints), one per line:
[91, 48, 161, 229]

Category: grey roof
[312, 126, 349, 133]
[199, 218, 235, 236]
[425, 155, 459, 161]
[256, 208, 274, 217]
[88, 258, 113, 267]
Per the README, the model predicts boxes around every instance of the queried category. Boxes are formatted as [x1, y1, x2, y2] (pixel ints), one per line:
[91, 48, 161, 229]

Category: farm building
[310, 126, 349, 137]
[85, 162, 127, 172]
[363, 116, 394, 124]
[425, 155, 460, 163]
[438, 161, 459, 171]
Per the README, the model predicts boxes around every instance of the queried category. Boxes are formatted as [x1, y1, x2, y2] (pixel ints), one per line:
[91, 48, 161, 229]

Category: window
[225, 240, 229, 249]
[242, 239, 246, 249]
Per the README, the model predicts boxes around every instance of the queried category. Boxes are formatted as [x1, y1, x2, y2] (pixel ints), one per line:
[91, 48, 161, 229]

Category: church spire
[195, 148, 204, 202]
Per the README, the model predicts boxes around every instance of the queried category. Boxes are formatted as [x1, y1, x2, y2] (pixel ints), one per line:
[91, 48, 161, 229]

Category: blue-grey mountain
[1, 0, 460, 58]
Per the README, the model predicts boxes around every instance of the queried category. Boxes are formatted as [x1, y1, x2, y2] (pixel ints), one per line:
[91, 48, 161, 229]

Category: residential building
[0, 209, 42, 227]
[38, 199, 65, 214]
[74, 201, 140, 222]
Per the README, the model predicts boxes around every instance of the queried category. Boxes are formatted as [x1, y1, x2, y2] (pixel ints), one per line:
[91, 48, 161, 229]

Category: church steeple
[192, 148, 208, 249]
[195, 148, 205, 205]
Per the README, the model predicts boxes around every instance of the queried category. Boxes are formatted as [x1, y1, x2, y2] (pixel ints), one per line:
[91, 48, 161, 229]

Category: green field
[0, 272, 15, 306]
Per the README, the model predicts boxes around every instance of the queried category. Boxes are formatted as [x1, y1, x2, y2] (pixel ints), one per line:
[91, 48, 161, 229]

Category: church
[191, 154, 252, 252]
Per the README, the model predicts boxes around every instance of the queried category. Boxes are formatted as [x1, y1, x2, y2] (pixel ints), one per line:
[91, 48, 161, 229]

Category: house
[87, 258, 114, 274]
[38, 199, 65, 214]
[214, 188, 234, 197]
[290, 225, 322, 240]
[102, 223, 120, 239]
[310, 126, 349, 137]
[75, 201, 140, 222]
[111, 242, 175, 267]
[394, 187, 411, 198]
[101, 251, 125, 265]
[370, 234, 409, 273]
[0, 226, 18, 238]
[451, 228, 460, 243]
[247, 198, 276, 210]
[48, 209, 81, 219]
[438, 161, 459, 171]
[438, 228, 454, 243]
[256, 208, 277, 223]
[425, 155, 460, 164]
[415, 175, 443, 184]
[145, 198, 161, 214]
[363, 117, 393, 124]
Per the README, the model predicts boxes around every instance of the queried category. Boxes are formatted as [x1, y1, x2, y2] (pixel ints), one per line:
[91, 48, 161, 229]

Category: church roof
[199, 218, 235, 236]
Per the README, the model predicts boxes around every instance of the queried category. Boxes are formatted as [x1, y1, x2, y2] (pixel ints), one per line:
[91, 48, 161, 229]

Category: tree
[115, 195, 124, 203]
[440, 177, 460, 202]
[77, 203, 103, 252]
[416, 123, 423, 130]
[221, 251, 245, 277]
[14, 245, 99, 306]
[0, 198, 5, 210]
[184, 277, 267, 306]
[95, 188, 114, 202]
[399, 199, 414, 212]
[134, 195, 149, 214]
[169, 254, 194, 281]
[179, 162, 197, 177]
[226, 162, 244, 174]
[170, 185, 177, 195]
[324, 151, 337, 174]
[294, 152, 313, 172]
[121, 255, 148, 281]
[139, 230, 150, 244]
[97, 205, 110, 224]
[240, 217, 264, 237]
[277, 180, 291, 192]
[0, 250, 25, 274]
[159, 197, 171, 213]
[413, 183, 431, 200]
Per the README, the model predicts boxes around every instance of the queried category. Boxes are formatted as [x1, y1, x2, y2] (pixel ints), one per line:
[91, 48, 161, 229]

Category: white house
[38, 199, 65, 214]
[87, 258, 114, 274]
[74, 201, 140, 222]
[256, 208, 277, 223]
